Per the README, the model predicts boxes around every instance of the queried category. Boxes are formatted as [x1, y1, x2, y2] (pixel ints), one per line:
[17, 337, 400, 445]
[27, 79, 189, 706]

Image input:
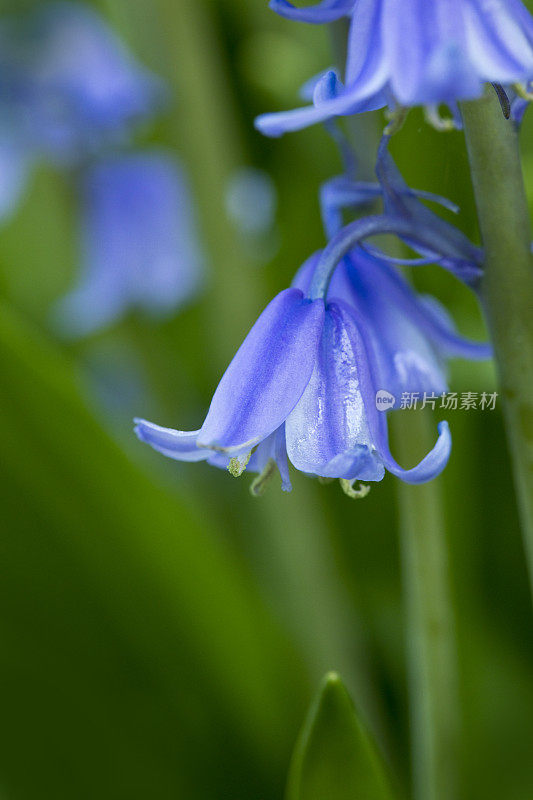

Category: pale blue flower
[53, 151, 205, 337]
[0, 2, 162, 164]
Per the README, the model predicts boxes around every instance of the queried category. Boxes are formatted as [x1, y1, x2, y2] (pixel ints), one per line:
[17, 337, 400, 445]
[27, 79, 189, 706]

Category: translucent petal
[248, 426, 292, 491]
[198, 289, 325, 452]
[286, 301, 380, 478]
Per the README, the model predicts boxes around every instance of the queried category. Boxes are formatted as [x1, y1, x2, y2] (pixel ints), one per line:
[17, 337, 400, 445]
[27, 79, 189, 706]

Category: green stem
[461, 90, 533, 593]
[393, 413, 459, 800]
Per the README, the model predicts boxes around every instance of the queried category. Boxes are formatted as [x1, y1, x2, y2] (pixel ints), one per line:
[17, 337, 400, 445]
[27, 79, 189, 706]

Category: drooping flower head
[256, 0, 533, 136]
[134, 142, 490, 494]
[53, 151, 205, 337]
[134, 279, 451, 495]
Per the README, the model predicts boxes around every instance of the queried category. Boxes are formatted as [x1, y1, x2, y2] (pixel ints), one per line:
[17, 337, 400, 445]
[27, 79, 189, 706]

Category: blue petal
[344, 0, 386, 85]
[354, 324, 453, 484]
[319, 173, 461, 239]
[380, 419, 452, 484]
[332, 248, 491, 363]
[466, 0, 533, 83]
[416, 294, 492, 360]
[321, 445, 385, 482]
[376, 138, 483, 282]
[255, 65, 387, 138]
[248, 425, 292, 491]
[269, 0, 354, 23]
[267, 0, 533, 114]
[320, 177, 382, 237]
[198, 289, 325, 452]
[134, 419, 210, 462]
[510, 85, 531, 125]
[328, 252, 449, 398]
[285, 300, 383, 480]
[300, 69, 338, 101]
[384, 0, 482, 105]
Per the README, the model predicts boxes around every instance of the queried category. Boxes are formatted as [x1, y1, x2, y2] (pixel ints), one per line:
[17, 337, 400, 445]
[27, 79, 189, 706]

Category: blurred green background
[1, 1, 533, 798]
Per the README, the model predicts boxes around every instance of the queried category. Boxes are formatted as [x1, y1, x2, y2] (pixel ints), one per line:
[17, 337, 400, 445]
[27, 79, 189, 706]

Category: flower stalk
[461, 89, 533, 595]
[393, 412, 459, 800]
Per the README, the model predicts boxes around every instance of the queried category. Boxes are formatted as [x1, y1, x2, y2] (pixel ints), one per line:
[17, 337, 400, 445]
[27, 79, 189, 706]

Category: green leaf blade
[287, 672, 397, 800]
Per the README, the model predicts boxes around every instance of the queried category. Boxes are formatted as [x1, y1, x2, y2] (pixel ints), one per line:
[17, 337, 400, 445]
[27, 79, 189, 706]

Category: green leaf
[286, 672, 397, 800]
[0, 302, 307, 797]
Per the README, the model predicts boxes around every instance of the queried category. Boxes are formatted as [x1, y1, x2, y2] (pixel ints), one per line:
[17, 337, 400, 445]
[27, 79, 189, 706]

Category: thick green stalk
[393, 413, 459, 800]
[461, 91, 533, 591]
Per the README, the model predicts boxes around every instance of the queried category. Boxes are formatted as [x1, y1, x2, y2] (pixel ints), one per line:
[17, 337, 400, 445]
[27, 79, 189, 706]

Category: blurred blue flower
[0, 2, 162, 165]
[256, 0, 533, 136]
[53, 151, 205, 337]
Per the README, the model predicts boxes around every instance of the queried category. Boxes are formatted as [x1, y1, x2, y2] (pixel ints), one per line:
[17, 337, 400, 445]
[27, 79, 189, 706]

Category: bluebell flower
[0, 2, 162, 165]
[134, 135, 492, 493]
[134, 281, 452, 492]
[53, 151, 205, 337]
[256, 0, 533, 136]
[134, 231, 467, 491]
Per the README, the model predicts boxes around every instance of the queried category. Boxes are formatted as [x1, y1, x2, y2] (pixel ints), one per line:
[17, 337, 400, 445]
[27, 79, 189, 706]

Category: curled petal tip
[385, 420, 452, 485]
[134, 419, 208, 462]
